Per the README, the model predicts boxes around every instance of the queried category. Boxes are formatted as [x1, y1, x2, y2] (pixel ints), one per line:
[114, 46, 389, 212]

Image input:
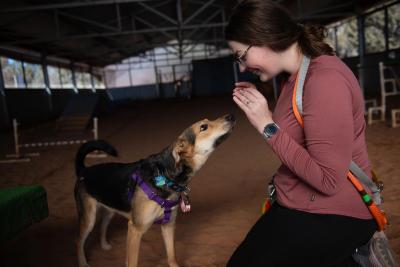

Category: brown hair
[225, 0, 334, 57]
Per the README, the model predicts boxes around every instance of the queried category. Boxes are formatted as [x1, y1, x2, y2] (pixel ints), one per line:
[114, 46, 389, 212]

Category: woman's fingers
[238, 89, 258, 102]
[235, 81, 256, 89]
[233, 95, 250, 113]
[233, 90, 248, 103]
[244, 87, 264, 99]
[234, 87, 264, 104]
[233, 90, 254, 105]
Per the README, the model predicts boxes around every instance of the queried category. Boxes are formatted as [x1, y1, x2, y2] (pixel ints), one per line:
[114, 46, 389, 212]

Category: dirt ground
[0, 95, 399, 267]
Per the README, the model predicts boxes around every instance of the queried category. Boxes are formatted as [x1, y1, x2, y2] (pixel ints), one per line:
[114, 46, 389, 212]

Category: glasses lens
[234, 45, 250, 65]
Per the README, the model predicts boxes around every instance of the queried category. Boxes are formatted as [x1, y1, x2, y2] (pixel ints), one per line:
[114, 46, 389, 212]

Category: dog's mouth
[214, 115, 235, 147]
[214, 133, 229, 147]
[214, 126, 234, 148]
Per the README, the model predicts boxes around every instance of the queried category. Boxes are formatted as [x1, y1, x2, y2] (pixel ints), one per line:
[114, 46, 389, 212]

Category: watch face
[267, 124, 278, 135]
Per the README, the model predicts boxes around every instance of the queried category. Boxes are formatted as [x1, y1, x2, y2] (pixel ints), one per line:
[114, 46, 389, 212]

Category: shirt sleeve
[267, 69, 354, 196]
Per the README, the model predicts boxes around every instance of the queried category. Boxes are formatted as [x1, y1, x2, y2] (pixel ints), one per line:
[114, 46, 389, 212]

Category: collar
[153, 175, 190, 194]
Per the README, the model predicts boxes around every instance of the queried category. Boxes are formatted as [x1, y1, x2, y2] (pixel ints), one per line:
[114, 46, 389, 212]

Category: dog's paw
[101, 242, 112, 250]
[168, 261, 180, 267]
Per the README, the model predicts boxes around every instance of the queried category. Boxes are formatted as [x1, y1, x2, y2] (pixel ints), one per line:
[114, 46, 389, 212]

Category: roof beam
[52, 9, 131, 57]
[116, 3, 122, 31]
[0, 0, 160, 13]
[177, 0, 183, 59]
[188, 0, 223, 8]
[4, 22, 228, 46]
[136, 2, 177, 25]
[183, 0, 217, 25]
[58, 11, 119, 32]
[134, 15, 175, 39]
[185, 8, 222, 40]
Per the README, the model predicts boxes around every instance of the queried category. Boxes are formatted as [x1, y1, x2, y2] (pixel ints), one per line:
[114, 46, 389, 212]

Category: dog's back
[74, 140, 140, 212]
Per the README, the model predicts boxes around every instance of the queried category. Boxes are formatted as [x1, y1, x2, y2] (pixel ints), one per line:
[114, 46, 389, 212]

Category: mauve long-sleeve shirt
[267, 55, 373, 219]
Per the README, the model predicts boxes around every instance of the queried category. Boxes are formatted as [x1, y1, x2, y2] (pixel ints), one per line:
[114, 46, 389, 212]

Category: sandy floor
[0, 95, 399, 267]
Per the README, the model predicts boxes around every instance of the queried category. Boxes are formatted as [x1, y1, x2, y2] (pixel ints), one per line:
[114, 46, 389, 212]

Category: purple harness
[130, 172, 180, 224]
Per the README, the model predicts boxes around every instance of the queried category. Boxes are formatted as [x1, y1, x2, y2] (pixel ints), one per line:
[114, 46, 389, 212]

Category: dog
[74, 114, 235, 267]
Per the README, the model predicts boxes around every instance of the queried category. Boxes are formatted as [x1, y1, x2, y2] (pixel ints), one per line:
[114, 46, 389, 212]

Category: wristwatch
[262, 122, 280, 140]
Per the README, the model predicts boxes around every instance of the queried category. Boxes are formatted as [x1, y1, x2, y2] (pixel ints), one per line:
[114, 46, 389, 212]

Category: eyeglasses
[234, 45, 252, 65]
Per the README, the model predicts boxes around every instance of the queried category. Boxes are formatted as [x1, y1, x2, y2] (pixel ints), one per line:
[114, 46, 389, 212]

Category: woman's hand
[232, 82, 274, 134]
[234, 81, 257, 90]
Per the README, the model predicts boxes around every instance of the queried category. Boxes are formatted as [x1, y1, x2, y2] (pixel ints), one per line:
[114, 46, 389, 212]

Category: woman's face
[228, 40, 283, 82]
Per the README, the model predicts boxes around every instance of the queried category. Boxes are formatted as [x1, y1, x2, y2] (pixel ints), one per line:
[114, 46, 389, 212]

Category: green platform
[0, 185, 49, 244]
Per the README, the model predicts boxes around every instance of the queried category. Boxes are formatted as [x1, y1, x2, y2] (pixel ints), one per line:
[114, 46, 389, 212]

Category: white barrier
[0, 117, 105, 164]
[368, 62, 400, 125]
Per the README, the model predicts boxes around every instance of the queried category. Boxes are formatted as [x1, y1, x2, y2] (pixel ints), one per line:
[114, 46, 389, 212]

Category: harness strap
[291, 55, 387, 231]
[349, 161, 382, 205]
[348, 172, 388, 231]
[131, 172, 180, 224]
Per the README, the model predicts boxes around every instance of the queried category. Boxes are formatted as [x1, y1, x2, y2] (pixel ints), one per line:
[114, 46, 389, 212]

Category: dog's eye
[200, 124, 208, 132]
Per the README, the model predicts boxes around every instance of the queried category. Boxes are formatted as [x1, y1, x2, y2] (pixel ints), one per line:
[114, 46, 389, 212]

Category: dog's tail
[75, 139, 118, 177]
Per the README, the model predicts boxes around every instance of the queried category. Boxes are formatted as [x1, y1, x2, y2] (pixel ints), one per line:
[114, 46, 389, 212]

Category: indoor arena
[0, 1, 399, 267]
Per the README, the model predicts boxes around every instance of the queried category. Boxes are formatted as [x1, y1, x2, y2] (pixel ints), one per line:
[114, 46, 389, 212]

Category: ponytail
[298, 23, 335, 57]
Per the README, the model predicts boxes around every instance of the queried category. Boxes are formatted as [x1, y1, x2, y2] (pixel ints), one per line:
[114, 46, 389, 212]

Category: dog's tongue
[180, 194, 191, 212]
[180, 200, 191, 212]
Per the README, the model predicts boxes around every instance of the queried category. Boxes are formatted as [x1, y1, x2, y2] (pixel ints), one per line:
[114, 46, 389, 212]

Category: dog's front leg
[126, 220, 144, 267]
[161, 219, 179, 267]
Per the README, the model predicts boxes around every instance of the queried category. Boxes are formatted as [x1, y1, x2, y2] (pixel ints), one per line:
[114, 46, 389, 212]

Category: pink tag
[180, 199, 191, 213]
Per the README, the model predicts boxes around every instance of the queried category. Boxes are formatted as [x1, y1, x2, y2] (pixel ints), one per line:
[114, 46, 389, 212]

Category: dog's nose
[225, 114, 235, 122]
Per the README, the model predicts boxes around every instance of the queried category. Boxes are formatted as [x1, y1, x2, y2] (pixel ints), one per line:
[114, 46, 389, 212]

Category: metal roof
[0, 0, 389, 67]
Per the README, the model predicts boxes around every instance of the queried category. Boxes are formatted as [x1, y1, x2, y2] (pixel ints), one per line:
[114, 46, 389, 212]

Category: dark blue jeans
[227, 203, 376, 267]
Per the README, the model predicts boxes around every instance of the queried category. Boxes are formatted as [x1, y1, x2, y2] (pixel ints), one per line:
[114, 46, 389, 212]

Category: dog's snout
[225, 114, 235, 122]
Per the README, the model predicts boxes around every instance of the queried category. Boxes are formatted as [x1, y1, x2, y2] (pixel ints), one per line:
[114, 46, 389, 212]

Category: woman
[225, 0, 376, 266]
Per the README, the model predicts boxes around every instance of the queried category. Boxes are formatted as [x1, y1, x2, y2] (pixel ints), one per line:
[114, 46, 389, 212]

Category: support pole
[272, 77, 279, 102]
[90, 66, 96, 93]
[41, 54, 53, 110]
[87, 117, 107, 158]
[93, 117, 98, 140]
[0, 58, 10, 128]
[233, 62, 238, 83]
[13, 118, 20, 158]
[71, 63, 78, 93]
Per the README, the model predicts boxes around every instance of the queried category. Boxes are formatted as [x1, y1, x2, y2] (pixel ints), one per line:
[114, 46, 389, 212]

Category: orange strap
[347, 172, 387, 231]
[262, 199, 272, 214]
[291, 78, 387, 231]
[291, 74, 304, 128]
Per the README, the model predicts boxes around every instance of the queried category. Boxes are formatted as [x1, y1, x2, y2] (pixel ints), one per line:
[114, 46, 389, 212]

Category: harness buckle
[267, 177, 277, 204]
[183, 186, 191, 194]
[376, 181, 384, 192]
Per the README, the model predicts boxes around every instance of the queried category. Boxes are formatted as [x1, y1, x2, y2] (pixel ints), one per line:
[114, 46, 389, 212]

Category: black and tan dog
[74, 114, 235, 267]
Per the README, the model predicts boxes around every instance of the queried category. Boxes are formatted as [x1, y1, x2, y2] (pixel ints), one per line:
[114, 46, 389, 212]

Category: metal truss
[3, 0, 227, 45]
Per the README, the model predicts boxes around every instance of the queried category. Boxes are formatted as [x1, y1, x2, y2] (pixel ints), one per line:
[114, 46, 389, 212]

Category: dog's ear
[172, 138, 189, 164]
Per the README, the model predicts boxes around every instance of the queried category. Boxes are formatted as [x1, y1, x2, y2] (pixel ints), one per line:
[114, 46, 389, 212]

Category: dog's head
[172, 114, 235, 176]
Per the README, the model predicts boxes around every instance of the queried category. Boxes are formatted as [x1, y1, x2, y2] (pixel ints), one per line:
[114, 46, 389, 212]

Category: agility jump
[0, 117, 104, 164]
